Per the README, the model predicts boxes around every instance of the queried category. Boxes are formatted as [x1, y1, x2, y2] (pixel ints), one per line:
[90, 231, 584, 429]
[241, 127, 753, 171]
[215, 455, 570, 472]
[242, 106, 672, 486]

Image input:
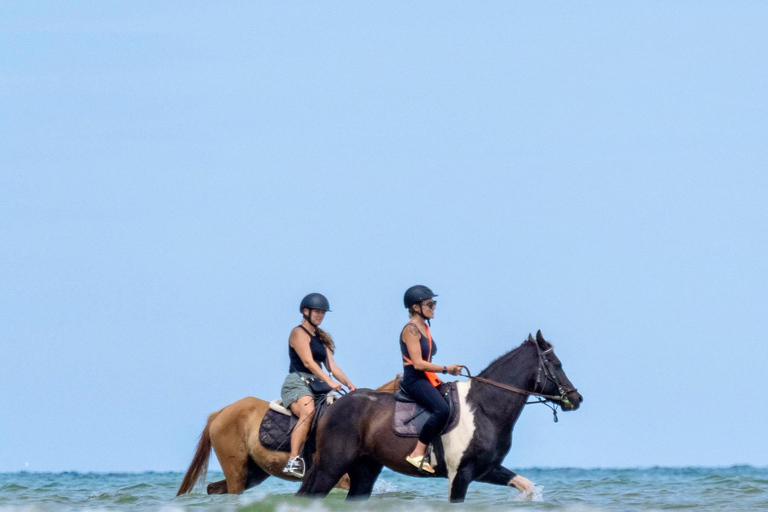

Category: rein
[457, 344, 577, 423]
[458, 366, 563, 402]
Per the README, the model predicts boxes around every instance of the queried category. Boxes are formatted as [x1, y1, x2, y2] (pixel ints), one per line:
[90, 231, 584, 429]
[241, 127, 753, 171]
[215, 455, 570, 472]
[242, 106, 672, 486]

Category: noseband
[535, 347, 578, 400]
[459, 343, 578, 422]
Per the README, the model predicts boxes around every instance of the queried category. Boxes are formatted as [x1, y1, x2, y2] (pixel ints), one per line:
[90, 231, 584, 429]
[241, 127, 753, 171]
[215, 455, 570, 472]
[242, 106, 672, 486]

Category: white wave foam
[275, 501, 334, 512]
[512, 484, 544, 502]
[373, 477, 398, 493]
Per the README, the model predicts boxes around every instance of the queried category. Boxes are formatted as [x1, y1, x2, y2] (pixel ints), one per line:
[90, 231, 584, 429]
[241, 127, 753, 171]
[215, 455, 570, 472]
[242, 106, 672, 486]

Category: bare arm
[402, 324, 462, 375]
[325, 351, 356, 391]
[289, 328, 340, 389]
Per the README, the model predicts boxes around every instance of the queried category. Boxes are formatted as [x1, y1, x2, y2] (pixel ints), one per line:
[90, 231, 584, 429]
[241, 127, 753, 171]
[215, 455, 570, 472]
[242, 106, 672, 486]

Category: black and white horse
[297, 330, 583, 502]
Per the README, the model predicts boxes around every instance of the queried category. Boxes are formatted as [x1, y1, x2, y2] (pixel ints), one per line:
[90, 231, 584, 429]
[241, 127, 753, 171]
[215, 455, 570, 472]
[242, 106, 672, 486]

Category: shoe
[282, 456, 305, 478]
[405, 454, 435, 474]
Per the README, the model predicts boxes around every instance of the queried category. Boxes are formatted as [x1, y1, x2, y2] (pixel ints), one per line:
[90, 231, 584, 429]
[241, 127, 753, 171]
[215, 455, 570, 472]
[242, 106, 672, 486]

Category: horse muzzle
[559, 390, 583, 411]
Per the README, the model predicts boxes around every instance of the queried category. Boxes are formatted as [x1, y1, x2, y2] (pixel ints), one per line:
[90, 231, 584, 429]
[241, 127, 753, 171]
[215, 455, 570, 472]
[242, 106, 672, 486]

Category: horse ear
[536, 330, 545, 347]
[527, 333, 535, 343]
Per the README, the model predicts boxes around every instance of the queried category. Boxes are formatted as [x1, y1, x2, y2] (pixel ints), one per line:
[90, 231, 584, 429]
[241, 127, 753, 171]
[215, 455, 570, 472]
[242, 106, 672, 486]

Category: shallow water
[1, 466, 766, 511]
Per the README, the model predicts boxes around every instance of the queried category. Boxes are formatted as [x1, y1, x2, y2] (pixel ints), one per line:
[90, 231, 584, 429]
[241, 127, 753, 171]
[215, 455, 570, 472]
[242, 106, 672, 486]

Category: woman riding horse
[400, 285, 463, 473]
[297, 330, 582, 502]
[281, 293, 356, 478]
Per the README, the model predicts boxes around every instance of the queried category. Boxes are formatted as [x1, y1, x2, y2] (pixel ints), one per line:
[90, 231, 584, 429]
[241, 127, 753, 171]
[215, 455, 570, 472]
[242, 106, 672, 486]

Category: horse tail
[176, 411, 220, 496]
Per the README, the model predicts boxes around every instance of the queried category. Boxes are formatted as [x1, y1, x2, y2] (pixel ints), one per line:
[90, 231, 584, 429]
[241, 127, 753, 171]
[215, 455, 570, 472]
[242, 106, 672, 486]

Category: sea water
[1, 466, 766, 511]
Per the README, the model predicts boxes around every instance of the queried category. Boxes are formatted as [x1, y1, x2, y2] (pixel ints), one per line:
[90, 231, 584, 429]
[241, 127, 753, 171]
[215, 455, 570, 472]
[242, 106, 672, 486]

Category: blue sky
[2, 2, 767, 473]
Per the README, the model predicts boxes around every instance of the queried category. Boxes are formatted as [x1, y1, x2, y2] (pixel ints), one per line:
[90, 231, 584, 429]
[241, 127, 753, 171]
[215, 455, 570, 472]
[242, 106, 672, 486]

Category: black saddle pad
[259, 409, 297, 452]
[392, 382, 460, 438]
[258, 396, 333, 453]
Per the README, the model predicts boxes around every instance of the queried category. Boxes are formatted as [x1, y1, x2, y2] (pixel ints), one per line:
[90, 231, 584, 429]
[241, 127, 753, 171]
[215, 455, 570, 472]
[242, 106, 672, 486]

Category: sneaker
[405, 454, 435, 474]
[282, 456, 305, 478]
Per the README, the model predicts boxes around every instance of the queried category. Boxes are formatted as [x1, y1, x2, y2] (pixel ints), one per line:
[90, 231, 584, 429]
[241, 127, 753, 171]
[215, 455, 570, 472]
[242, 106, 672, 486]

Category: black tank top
[400, 325, 438, 379]
[289, 326, 328, 374]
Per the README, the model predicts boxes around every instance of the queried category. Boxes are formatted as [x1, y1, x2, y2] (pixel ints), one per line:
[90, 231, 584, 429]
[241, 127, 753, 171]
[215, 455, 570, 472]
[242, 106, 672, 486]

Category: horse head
[529, 330, 583, 411]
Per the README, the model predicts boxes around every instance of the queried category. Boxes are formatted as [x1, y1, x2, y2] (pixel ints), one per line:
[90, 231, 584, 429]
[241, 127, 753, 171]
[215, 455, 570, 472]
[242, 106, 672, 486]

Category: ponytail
[316, 327, 335, 354]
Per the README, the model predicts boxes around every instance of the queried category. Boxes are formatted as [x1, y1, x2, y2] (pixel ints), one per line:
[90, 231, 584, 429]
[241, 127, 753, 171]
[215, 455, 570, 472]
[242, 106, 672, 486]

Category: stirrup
[282, 456, 305, 478]
[405, 454, 435, 474]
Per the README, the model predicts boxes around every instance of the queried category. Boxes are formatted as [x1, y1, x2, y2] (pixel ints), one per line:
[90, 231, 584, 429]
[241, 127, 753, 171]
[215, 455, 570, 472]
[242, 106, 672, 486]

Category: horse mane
[477, 338, 538, 380]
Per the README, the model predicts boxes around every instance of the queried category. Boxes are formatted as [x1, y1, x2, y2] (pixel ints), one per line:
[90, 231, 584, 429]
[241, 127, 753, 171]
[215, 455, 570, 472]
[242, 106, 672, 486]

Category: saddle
[392, 381, 460, 438]
[258, 395, 337, 453]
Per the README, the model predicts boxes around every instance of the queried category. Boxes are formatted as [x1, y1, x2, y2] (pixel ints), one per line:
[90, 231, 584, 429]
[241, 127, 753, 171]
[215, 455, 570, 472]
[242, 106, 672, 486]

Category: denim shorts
[280, 372, 314, 408]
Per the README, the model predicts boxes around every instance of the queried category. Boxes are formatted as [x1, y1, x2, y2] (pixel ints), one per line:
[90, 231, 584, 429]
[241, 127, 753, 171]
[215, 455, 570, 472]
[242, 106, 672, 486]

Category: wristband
[443, 366, 448, 374]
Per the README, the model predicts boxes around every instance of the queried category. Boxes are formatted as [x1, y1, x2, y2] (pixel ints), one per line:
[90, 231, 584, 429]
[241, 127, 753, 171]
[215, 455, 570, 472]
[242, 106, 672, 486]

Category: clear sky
[2, 2, 767, 473]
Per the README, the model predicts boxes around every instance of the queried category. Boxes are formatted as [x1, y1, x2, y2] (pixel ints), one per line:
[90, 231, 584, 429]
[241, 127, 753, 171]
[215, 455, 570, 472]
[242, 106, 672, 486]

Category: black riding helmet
[300, 292, 331, 328]
[300, 293, 331, 313]
[403, 285, 437, 309]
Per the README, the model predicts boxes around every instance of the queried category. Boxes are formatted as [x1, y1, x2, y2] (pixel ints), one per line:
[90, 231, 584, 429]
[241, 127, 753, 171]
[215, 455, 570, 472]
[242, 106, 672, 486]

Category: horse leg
[297, 436, 360, 498]
[207, 459, 267, 495]
[245, 457, 270, 489]
[208, 454, 258, 494]
[477, 464, 534, 494]
[206, 479, 227, 494]
[298, 463, 347, 498]
[345, 456, 383, 501]
[212, 442, 248, 494]
[449, 463, 476, 503]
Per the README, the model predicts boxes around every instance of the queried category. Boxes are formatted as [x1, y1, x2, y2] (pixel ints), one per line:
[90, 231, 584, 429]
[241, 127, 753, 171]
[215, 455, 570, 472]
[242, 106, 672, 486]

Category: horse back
[209, 396, 269, 446]
[315, 390, 433, 476]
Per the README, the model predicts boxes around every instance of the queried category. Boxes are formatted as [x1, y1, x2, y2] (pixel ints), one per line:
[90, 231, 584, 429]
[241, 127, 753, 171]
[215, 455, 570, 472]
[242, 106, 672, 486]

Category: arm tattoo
[406, 324, 420, 337]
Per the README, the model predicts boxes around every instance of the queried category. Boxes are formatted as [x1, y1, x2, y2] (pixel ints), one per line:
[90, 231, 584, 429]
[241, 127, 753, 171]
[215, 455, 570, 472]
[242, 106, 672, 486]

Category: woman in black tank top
[280, 293, 356, 478]
[400, 285, 463, 474]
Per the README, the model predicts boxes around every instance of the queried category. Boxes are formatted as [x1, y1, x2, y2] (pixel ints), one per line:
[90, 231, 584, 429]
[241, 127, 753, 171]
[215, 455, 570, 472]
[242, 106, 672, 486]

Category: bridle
[458, 342, 578, 423]
[535, 346, 578, 401]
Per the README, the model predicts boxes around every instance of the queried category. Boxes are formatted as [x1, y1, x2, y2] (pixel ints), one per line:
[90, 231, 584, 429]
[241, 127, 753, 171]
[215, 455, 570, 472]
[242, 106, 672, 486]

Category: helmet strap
[414, 305, 431, 327]
[303, 309, 318, 329]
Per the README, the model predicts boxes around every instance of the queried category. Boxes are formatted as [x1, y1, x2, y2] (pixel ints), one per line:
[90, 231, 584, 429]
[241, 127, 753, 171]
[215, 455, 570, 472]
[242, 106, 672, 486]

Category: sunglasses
[422, 301, 437, 309]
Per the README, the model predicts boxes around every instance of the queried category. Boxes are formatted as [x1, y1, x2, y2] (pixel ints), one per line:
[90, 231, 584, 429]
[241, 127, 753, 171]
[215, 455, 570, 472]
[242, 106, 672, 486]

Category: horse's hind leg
[245, 458, 270, 489]
[297, 434, 360, 497]
[346, 456, 383, 501]
[298, 444, 359, 498]
[206, 458, 269, 494]
[297, 463, 345, 498]
[207, 479, 227, 494]
[207, 458, 268, 494]
[212, 442, 248, 494]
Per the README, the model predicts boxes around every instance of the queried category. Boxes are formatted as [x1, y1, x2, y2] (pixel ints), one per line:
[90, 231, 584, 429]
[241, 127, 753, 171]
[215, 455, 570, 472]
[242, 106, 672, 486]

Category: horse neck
[470, 342, 540, 429]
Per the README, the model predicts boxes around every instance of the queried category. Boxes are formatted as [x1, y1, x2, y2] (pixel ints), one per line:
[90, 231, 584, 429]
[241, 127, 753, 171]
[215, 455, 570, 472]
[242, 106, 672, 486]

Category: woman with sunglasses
[400, 285, 463, 473]
[281, 293, 356, 478]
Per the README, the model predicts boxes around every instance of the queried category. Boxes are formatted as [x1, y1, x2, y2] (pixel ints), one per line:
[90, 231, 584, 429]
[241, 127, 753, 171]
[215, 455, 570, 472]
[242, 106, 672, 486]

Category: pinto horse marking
[441, 381, 475, 491]
[297, 331, 583, 503]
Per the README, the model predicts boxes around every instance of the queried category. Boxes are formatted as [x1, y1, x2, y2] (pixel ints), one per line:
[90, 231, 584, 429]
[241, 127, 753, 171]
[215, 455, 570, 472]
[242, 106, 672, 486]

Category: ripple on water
[2, 468, 768, 511]
[0, 485, 28, 492]
[118, 483, 153, 492]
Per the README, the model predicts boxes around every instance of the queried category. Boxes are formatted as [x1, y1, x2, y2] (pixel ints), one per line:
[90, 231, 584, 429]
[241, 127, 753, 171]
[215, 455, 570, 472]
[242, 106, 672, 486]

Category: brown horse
[176, 377, 402, 495]
[298, 331, 583, 502]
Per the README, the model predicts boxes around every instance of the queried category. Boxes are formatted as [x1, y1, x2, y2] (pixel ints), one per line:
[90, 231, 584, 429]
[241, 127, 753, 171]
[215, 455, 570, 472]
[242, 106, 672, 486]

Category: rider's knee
[433, 407, 450, 425]
[298, 404, 316, 419]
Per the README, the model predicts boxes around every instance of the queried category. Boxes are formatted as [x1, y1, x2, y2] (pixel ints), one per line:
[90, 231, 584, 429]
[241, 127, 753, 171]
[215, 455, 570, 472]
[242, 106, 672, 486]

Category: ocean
[1, 466, 766, 511]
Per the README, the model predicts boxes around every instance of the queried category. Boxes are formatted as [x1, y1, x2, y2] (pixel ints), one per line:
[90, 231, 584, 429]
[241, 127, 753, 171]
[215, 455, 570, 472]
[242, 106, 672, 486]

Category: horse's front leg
[477, 464, 534, 494]
[448, 463, 475, 503]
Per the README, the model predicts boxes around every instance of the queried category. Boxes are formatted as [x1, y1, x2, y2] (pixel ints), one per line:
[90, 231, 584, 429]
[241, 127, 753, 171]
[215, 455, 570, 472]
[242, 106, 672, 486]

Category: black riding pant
[401, 373, 450, 445]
